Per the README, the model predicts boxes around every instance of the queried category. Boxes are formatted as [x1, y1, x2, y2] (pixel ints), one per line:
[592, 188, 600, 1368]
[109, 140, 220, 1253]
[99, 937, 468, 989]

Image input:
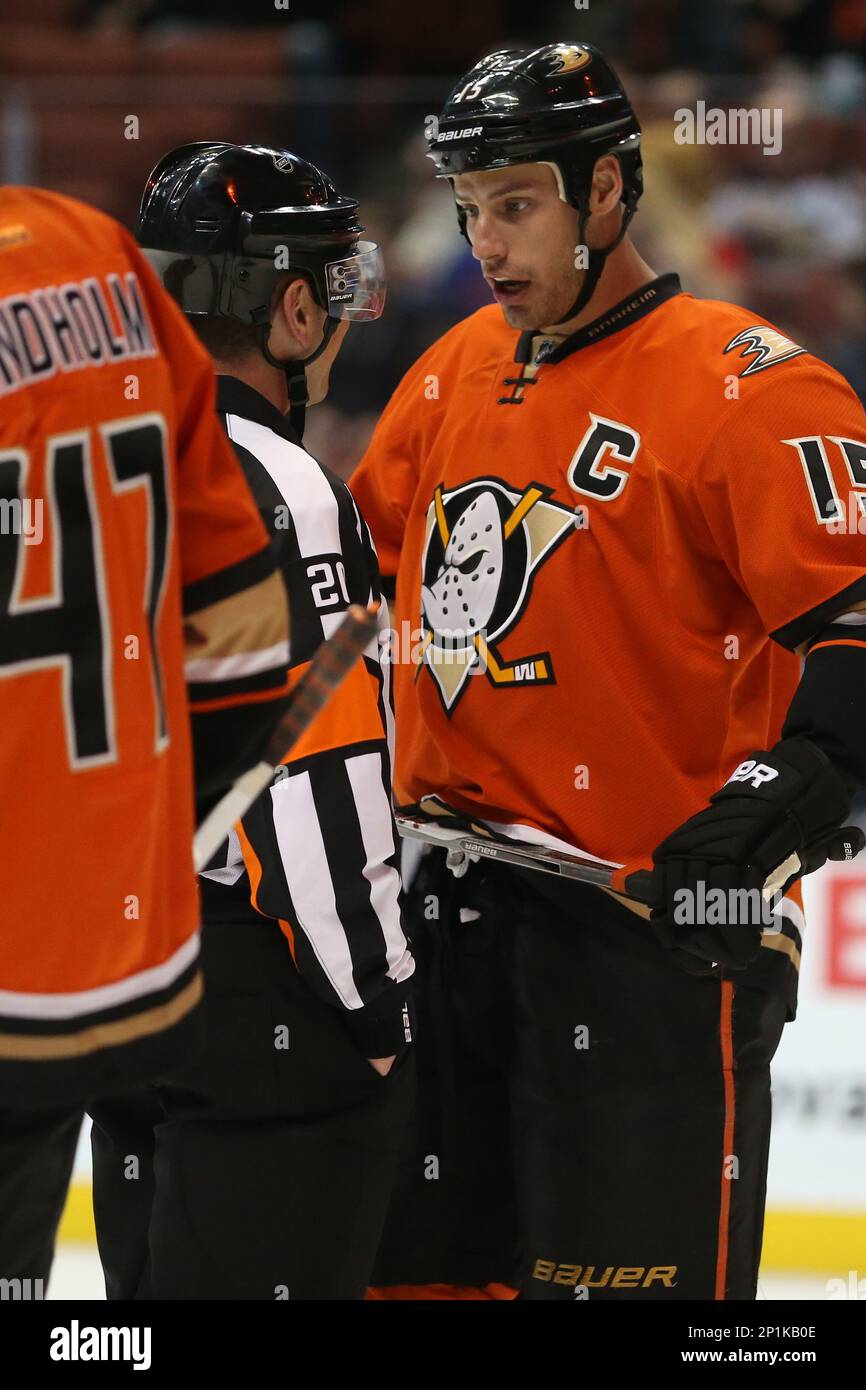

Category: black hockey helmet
[427, 43, 643, 323]
[138, 142, 386, 433]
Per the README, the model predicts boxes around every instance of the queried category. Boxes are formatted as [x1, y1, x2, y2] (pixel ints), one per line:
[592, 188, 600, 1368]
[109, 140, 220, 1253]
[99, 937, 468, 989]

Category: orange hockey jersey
[0, 189, 290, 1103]
[352, 275, 866, 1006]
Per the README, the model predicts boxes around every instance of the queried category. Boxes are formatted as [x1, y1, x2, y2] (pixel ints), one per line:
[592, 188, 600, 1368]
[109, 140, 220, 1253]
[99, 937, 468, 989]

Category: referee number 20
[307, 558, 350, 610]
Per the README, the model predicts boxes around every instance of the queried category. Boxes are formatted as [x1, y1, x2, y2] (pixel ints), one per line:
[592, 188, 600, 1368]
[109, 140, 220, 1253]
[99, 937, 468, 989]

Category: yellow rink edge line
[60, 1182, 97, 1243]
[761, 1209, 866, 1274]
[57, 1183, 866, 1274]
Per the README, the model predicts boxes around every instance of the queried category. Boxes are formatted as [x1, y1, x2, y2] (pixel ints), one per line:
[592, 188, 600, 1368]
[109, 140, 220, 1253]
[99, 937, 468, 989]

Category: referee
[88, 144, 415, 1301]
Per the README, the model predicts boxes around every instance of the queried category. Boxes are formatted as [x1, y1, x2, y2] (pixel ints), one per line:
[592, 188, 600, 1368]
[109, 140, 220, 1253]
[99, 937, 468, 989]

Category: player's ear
[589, 155, 623, 216]
[274, 277, 321, 356]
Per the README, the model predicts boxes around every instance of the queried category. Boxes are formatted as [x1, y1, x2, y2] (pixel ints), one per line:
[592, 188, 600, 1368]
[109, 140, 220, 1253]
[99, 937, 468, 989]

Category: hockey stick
[396, 808, 622, 889]
[194, 603, 379, 872]
[395, 807, 865, 907]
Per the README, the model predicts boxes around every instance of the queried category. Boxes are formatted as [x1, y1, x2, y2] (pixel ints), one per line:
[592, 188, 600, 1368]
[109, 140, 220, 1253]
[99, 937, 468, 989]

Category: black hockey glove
[649, 736, 861, 972]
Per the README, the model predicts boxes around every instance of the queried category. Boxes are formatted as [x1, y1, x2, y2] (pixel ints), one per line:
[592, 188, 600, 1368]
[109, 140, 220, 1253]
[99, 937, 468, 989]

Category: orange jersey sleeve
[696, 357, 866, 650]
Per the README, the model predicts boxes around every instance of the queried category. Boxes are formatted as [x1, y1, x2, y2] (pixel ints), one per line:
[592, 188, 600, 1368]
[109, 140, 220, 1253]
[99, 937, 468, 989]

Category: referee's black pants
[89, 919, 414, 1300]
[371, 852, 787, 1300]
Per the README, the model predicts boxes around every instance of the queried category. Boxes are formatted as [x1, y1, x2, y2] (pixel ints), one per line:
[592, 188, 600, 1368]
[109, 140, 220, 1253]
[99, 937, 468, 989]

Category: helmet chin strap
[254, 311, 340, 440]
[549, 199, 636, 330]
[513, 201, 636, 369]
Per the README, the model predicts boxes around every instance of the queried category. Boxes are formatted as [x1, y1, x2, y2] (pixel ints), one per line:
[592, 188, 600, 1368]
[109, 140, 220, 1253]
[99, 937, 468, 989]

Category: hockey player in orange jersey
[351, 43, 866, 1299]
[0, 187, 290, 1285]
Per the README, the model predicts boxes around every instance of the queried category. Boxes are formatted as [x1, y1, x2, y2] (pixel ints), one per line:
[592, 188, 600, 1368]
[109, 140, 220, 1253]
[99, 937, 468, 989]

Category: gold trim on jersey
[760, 930, 801, 971]
[0, 972, 203, 1060]
[184, 570, 289, 666]
[474, 632, 550, 684]
[434, 485, 449, 547]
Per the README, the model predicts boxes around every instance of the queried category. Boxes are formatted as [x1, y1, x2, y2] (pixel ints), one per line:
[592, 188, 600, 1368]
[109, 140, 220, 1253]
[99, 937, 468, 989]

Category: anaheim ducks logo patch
[548, 44, 593, 76]
[418, 477, 576, 714]
[724, 325, 806, 377]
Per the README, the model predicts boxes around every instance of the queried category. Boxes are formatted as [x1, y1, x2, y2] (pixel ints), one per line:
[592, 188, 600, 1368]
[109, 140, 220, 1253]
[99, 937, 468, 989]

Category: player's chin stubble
[499, 272, 584, 333]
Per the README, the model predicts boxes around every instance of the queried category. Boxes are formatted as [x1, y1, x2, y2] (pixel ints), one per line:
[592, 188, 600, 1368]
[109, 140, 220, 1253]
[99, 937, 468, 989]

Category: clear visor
[324, 241, 386, 321]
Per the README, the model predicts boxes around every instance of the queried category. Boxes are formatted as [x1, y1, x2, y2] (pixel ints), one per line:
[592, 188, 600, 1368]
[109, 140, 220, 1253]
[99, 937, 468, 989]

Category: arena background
[4, 0, 866, 1298]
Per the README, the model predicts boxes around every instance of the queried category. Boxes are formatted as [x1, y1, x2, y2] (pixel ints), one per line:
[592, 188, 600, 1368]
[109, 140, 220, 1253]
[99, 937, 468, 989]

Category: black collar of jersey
[516, 272, 683, 368]
[215, 375, 304, 448]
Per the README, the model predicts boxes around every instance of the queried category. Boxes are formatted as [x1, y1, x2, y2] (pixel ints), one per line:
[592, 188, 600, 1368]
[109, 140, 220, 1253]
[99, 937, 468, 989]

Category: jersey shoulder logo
[723, 325, 806, 377]
[418, 476, 575, 714]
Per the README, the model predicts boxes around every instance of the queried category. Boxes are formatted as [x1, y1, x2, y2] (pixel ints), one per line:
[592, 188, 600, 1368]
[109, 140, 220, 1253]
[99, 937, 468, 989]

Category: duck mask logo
[418, 477, 576, 714]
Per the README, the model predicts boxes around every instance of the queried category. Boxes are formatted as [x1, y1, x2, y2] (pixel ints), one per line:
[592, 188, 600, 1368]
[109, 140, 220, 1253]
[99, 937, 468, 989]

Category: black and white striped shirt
[199, 376, 414, 1057]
